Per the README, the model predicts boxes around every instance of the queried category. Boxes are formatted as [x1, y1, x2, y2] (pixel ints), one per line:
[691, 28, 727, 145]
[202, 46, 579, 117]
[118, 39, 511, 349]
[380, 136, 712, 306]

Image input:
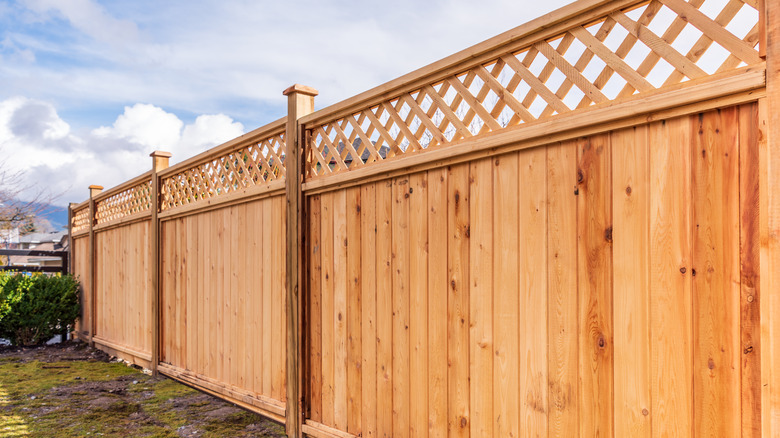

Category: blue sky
[1, 0, 577, 205]
[1, 0, 755, 207]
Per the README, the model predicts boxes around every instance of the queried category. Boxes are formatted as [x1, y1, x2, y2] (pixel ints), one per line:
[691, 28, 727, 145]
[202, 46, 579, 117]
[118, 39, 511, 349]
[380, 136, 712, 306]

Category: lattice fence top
[161, 131, 286, 211]
[95, 180, 153, 225]
[305, 0, 761, 179]
[72, 207, 91, 233]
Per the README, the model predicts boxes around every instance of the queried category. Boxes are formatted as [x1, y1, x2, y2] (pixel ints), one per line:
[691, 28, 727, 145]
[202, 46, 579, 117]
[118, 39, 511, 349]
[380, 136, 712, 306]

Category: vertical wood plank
[409, 172, 429, 438]
[229, 207, 238, 387]
[392, 177, 411, 436]
[263, 199, 274, 398]
[576, 133, 613, 438]
[739, 102, 761, 438]
[360, 185, 377, 438]
[547, 141, 579, 437]
[493, 153, 520, 438]
[469, 159, 493, 438]
[612, 126, 651, 437]
[274, 196, 286, 401]
[427, 168, 448, 438]
[206, 212, 216, 379]
[320, 192, 336, 427]
[310, 195, 323, 422]
[692, 108, 741, 437]
[346, 187, 363, 436]
[237, 204, 247, 389]
[376, 181, 394, 438]
[448, 163, 470, 438]
[333, 190, 349, 430]
[252, 203, 263, 395]
[199, 213, 208, 377]
[183, 218, 193, 371]
[519, 147, 549, 438]
[649, 117, 693, 437]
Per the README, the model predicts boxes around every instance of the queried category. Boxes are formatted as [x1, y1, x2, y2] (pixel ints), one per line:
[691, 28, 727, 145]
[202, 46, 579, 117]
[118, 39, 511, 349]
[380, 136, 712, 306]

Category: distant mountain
[38, 204, 68, 231]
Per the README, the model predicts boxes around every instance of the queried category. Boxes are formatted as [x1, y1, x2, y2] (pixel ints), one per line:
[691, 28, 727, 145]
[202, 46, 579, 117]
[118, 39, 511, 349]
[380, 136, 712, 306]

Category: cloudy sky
[0, 0, 578, 206]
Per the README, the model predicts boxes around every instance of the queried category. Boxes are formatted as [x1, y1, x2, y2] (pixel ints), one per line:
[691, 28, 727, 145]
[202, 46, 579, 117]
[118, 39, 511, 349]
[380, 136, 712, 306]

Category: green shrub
[0, 273, 80, 346]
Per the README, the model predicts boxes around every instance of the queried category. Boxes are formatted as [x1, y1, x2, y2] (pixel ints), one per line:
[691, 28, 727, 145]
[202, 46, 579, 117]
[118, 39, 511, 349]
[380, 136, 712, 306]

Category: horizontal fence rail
[68, 0, 780, 437]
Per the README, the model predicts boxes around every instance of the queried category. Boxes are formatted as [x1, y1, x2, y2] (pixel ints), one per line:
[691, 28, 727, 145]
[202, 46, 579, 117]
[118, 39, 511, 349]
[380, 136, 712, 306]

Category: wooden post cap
[149, 151, 172, 158]
[283, 84, 319, 97]
[88, 185, 104, 196]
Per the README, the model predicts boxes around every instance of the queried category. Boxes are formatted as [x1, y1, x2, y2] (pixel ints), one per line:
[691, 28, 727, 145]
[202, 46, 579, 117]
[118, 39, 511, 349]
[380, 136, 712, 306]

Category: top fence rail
[158, 118, 287, 212]
[300, 0, 762, 180]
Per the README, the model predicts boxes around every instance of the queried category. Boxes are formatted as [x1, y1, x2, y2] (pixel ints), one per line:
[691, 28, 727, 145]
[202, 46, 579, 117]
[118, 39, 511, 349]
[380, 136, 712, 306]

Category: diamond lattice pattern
[161, 132, 286, 210]
[306, 0, 761, 178]
[95, 180, 153, 225]
[72, 207, 91, 233]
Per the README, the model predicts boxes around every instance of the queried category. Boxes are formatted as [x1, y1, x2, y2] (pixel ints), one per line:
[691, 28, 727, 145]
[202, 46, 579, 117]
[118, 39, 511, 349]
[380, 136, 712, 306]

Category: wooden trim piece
[93, 211, 152, 232]
[157, 119, 286, 179]
[150, 151, 171, 377]
[759, 0, 766, 59]
[302, 421, 359, 438]
[93, 341, 152, 370]
[92, 336, 152, 362]
[71, 200, 90, 211]
[157, 363, 286, 423]
[285, 85, 317, 438]
[303, 65, 765, 194]
[158, 181, 286, 221]
[92, 171, 153, 203]
[88, 185, 101, 347]
[299, 0, 645, 127]
[71, 229, 90, 239]
[67, 203, 73, 275]
[763, 1, 780, 434]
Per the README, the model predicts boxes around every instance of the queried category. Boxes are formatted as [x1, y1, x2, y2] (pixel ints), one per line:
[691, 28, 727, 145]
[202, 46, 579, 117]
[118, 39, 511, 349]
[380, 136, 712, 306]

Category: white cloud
[0, 97, 245, 205]
[21, 0, 140, 47]
[93, 103, 183, 151]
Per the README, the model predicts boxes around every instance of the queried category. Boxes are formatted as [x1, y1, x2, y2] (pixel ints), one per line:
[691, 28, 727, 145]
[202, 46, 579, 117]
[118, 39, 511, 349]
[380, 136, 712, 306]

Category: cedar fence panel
[68, 0, 780, 437]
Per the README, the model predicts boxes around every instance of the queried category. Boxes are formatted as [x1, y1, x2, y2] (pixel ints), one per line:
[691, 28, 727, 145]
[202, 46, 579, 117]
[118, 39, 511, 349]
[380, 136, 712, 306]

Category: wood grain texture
[692, 108, 741, 437]
[649, 117, 693, 437]
[427, 168, 448, 438]
[468, 159, 493, 438]
[391, 176, 411, 435]
[447, 163, 470, 437]
[493, 153, 520, 438]
[518, 147, 549, 438]
[547, 141, 579, 438]
[612, 125, 651, 437]
[409, 172, 429, 438]
[739, 102, 761, 438]
[576, 133, 613, 438]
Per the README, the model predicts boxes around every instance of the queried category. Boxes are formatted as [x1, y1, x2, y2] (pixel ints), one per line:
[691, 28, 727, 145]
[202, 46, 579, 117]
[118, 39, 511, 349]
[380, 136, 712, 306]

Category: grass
[0, 343, 286, 437]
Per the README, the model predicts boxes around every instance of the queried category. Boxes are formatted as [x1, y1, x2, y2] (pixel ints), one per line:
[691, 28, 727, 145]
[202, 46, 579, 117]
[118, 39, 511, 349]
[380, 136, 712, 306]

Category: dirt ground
[0, 341, 287, 437]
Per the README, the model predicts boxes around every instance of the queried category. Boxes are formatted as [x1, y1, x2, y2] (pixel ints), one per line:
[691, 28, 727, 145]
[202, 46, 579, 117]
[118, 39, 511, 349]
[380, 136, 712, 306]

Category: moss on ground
[0, 342, 286, 437]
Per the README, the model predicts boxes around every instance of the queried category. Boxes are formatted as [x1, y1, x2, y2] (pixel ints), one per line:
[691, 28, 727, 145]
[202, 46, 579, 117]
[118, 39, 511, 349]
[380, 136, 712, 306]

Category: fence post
[88, 185, 103, 348]
[67, 203, 74, 275]
[150, 151, 172, 376]
[764, 2, 780, 436]
[284, 84, 318, 437]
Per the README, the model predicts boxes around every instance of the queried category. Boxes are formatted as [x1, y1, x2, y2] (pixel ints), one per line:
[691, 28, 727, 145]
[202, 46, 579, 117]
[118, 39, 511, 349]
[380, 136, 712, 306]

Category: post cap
[149, 151, 172, 158]
[88, 185, 104, 190]
[283, 84, 319, 97]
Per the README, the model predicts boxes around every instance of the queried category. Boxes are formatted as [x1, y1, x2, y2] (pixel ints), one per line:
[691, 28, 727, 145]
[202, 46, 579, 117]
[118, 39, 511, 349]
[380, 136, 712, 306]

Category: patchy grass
[0, 342, 286, 437]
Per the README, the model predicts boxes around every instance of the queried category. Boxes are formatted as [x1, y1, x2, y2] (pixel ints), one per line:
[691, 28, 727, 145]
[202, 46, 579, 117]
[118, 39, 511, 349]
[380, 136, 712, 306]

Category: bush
[0, 273, 80, 346]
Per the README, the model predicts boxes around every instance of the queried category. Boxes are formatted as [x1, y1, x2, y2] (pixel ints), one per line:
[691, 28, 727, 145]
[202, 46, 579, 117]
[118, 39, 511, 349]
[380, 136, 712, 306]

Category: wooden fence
[70, 0, 780, 436]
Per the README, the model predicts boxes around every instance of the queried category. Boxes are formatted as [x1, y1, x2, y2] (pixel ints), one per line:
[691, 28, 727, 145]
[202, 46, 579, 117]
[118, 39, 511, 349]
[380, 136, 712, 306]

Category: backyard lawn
[0, 342, 285, 437]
